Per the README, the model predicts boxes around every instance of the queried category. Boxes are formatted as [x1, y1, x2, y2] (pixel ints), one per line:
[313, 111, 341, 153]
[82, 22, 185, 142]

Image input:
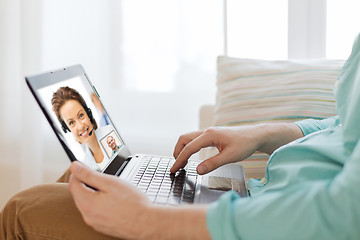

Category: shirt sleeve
[206, 140, 360, 240]
[294, 116, 339, 136]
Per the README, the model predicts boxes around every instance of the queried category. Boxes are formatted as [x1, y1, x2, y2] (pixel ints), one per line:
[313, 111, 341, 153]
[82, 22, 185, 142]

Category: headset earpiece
[60, 119, 70, 133]
[86, 108, 95, 125]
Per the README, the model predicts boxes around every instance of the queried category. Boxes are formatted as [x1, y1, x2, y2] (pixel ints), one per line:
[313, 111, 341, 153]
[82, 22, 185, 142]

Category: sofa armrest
[198, 104, 218, 160]
[199, 104, 215, 130]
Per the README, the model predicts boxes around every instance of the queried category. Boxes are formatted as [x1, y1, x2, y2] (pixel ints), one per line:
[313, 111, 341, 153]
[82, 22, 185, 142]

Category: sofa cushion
[214, 56, 345, 127]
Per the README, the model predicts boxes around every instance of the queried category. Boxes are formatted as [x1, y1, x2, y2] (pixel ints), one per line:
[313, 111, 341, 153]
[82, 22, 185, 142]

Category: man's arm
[256, 122, 304, 154]
[69, 162, 211, 240]
[207, 141, 360, 240]
[170, 123, 304, 175]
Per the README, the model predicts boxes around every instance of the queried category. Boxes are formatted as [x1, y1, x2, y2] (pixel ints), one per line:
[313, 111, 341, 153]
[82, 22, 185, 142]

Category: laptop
[25, 64, 248, 205]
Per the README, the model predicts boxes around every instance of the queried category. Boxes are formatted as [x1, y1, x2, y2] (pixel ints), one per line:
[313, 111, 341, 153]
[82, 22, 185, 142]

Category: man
[106, 135, 120, 156]
[1, 35, 360, 239]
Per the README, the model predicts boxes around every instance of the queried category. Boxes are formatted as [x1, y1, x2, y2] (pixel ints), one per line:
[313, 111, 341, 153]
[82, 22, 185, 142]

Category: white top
[80, 125, 115, 171]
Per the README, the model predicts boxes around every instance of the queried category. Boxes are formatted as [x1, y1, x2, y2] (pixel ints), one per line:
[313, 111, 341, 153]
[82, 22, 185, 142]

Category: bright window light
[121, 0, 223, 92]
[227, 0, 288, 60]
[326, 0, 360, 59]
[122, 0, 178, 92]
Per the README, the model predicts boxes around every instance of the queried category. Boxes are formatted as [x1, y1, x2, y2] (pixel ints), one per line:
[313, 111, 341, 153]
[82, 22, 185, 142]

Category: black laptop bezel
[25, 64, 132, 175]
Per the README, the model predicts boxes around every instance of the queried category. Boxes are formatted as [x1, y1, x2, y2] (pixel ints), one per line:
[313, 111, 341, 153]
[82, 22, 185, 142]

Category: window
[227, 0, 360, 60]
[226, 0, 288, 59]
[121, 0, 223, 92]
[326, 0, 360, 59]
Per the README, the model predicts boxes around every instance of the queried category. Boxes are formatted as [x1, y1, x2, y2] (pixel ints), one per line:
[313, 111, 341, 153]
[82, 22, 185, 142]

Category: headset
[59, 102, 95, 134]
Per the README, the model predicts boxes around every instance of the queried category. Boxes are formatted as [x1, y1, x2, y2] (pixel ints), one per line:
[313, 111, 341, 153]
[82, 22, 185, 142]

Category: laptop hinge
[115, 157, 131, 176]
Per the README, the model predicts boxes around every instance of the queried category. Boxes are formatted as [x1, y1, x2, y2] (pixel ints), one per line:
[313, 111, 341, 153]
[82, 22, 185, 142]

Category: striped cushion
[214, 56, 345, 127]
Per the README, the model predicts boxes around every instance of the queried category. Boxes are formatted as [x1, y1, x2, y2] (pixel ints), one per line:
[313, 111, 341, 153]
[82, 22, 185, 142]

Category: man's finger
[170, 133, 214, 173]
[173, 131, 203, 159]
[68, 174, 96, 203]
[196, 149, 234, 175]
[70, 161, 114, 191]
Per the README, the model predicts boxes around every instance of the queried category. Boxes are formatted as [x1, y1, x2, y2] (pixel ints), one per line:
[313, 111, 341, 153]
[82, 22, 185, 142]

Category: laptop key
[168, 196, 181, 205]
[147, 195, 156, 202]
[155, 196, 169, 204]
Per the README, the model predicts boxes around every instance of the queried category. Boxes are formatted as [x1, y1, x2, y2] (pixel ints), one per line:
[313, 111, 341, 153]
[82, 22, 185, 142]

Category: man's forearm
[256, 123, 304, 155]
[142, 205, 211, 240]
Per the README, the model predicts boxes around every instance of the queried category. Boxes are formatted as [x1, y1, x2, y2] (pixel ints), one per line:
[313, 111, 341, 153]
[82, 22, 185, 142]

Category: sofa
[198, 55, 344, 180]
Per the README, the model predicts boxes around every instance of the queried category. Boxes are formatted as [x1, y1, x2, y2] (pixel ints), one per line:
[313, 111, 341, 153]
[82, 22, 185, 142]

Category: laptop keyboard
[131, 156, 199, 205]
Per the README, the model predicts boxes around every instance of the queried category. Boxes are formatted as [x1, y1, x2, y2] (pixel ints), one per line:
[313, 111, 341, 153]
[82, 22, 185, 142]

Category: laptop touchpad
[209, 176, 243, 193]
[209, 176, 232, 191]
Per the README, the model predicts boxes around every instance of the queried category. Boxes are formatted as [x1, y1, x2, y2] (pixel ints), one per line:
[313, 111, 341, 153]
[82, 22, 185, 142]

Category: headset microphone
[89, 129, 93, 136]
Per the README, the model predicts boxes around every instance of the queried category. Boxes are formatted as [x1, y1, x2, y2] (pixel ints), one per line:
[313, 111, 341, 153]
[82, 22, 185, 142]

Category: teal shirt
[112, 145, 121, 157]
[207, 34, 360, 240]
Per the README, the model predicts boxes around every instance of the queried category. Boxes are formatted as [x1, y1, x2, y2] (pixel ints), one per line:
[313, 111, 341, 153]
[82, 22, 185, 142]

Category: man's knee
[0, 184, 117, 240]
[0, 190, 19, 239]
[0, 183, 71, 239]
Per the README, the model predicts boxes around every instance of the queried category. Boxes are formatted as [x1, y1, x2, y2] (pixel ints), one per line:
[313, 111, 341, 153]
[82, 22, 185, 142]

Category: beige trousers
[0, 170, 120, 240]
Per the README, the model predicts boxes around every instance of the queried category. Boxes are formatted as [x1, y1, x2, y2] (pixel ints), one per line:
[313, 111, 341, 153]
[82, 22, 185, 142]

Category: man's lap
[0, 183, 119, 240]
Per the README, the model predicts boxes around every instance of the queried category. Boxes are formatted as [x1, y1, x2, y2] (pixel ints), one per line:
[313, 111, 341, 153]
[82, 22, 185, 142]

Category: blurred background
[0, 0, 359, 208]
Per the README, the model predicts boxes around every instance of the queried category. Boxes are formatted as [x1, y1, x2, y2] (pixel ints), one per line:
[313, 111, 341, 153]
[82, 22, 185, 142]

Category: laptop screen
[26, 65, 130, 174]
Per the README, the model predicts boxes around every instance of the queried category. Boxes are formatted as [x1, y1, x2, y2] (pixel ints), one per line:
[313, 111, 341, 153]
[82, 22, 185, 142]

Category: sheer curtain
[0, 0, 46, 207]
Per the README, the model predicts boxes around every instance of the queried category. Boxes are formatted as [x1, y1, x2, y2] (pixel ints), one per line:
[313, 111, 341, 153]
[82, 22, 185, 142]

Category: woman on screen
[51, 86, 110, 170]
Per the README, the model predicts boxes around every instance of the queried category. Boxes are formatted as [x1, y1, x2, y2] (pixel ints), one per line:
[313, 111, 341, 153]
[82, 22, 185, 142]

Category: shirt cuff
[295, 116, 339, 136]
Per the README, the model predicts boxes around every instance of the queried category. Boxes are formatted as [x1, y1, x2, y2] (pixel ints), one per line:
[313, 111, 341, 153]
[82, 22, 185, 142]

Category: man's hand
[170, 123, 304, 175]
[170, 126, 262, 174]
[69, 161, 152, 239]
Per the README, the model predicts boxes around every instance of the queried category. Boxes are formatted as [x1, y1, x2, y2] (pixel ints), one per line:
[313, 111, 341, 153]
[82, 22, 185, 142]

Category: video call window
[37, 75, 123, 171]
[100, 130, 122, 159]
